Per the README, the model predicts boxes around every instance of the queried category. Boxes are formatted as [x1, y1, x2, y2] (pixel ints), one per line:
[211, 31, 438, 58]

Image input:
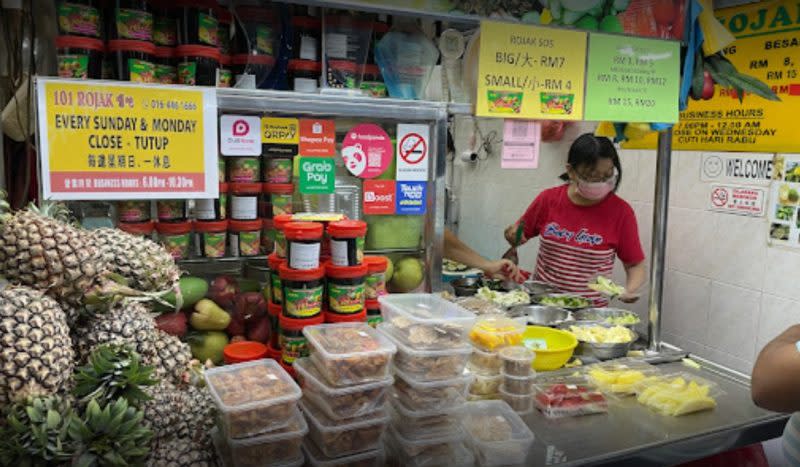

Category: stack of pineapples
[0, 200, 217, 466]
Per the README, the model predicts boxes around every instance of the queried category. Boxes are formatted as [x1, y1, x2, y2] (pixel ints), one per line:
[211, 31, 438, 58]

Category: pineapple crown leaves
[26, 200, 76, 225]
[73, 345, 158, 408]
[68, 398, 152, 467]
[0, 396, 77, 466]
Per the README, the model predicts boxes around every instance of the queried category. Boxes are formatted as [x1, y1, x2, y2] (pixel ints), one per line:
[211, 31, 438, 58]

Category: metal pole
[648, 129, 672, 351]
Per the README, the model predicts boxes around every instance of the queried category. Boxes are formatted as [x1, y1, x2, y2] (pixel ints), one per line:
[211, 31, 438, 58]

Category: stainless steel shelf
[275, 0, 481, 24]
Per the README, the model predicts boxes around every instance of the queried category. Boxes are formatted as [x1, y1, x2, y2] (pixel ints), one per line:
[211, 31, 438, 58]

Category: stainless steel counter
[521, 358, 788, 466]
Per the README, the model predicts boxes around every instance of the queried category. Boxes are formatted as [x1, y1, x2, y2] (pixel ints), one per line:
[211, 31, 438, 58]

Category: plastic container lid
[175, 44, 221, 61]
[291, 16, 321, 28]
[299, 398, 389, 432]
[284, 222, 323, 241]
[119, 221, 155, 235]
[107, 39, 156, 55]
[273, 213, 294, 230]
[363, 255, 388, 273]
[204, 359, 301, 411]
[219, 54, 231, 66]
[385, 422, 466, 458]
[303, 439, 384, 467]
[384, 427, 475, 467]
[379, 323, 472, 357]
[266, 183, 295, 195]
[393, 365, 474, 390]
[153, 46, 175, 59]
[231, 182, 262, 195]
[470, 316, 526, 351]
[268, 301, 281, 316]
[224, 341, 268, 364]
[325, 262, 368, 279]
[327, 60, 358, 73]
[211, 425, 306, 467]
[288, 59, 322, 73]
[232, 54, 275, 65]
[155, 221, 191, 235]
[499, 346, 536, 364]
[56, 35, 104, 51]
[327, 219, 367, 238]
[268, 253, 286, 270]
[459, 399, 535, 467]
[228, 219, 262, 232]
[324, 309, 366, 323]
[302, 322, 397, 359]
[279, 312, 324, 331]
[294, 357, 392, 398]
[193, 219, 228, 232]
[379, 293, 476, 324]
[279, 263, 324, 282]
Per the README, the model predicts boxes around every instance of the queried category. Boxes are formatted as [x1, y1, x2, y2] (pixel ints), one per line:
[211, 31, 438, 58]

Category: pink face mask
[576, 172, 617, 201]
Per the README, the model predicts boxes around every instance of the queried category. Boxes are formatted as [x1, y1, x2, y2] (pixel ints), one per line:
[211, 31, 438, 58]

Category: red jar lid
[373, 21, 390, 33]
[268, 301, 281, 316]
[291, 16, 321, 28]
[364, 64, 380, 75]
[219, 182, 229, 193]
[235, 6, 275, 22]
[267, 344, 281, 359]
[108, 39, 156, 55]
[284, 222, 323, 241]
[153, 46, 175, 59]
[268, 252, 285, 269]
[265, 183, 294, 195]
[279, 311, 324, 331]
[279, 263, 324, 281]
[326, 262, 368, 279]
[193, 219, 228, 232]
[223, 341, 268, 364]
[324, 309, 367, 323]
[229, 219, 263, 232]
[156, 221, 191, 235]
[119, 221, 155, 235]
[219, 54, 232, 66]
[363, 255, 389, 273]
[216, 6, 232, 23]
[288, 59, 321, 73]
[263, 218, 274, 230]
[328, 60, 358, 73]
[365, 298, 381, 311]
[176, 45, 221, 62]
[231, 182, 262, 195]
[328, 220, 367, 238]
[273, 214, 294, 230]
[232, 54, 275, 66]
[56, 35, 104, 52]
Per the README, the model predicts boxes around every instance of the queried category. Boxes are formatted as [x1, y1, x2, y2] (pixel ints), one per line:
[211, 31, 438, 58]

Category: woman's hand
[618, 291, 641, 303]
[483, 259, 525, 283]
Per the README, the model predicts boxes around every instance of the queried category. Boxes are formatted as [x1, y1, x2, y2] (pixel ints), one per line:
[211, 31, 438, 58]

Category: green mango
[238, 279, 262, 293]
[574, 15, 600, 31]
[155, 276, 209, 312]
[599, 15, 624, 33]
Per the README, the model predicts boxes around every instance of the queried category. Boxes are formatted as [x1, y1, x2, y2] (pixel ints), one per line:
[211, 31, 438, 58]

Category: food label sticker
[342, 123, 393, 179]
[231, 195, 257, 220]
[567, 384, 577, 390]
[330, 239, 349, 266]
[502, 120, 541, 169]
[289, 242, 321, 270]
[395, 181, 427, 215]
[221, 115, 262, 156]
[299, 119, 336, 157]
[262, 117, 299, 155]
[396, 124, 430, 181]
[363, 180, 396, 215]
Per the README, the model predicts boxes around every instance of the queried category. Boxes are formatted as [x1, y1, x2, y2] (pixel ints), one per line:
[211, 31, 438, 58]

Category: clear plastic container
[499, 346, 536, 377]
[501, 372, 535, 396]
[392, 367, 473, 411]
[469, 372, 503, 397]
[533, 378, 609, 419]
[387, 397, 462, 442]
[384, 427, 475, 467]
[499, 385, 533, 414]
[303, 323, 396, 387]
[467, 345, 501, 376]
[293, 357, 392, 420]
[378, 294, 476, 350]
[212, 408, 307, 467]
[378, 323, 471, 381]
[633, 372, 720, 417]
[467, 392, 500, 402]
[303, 439, 384, 467]
[299, 399, 389, 458]
[584, 359, 660, 396]
[459, 400, 535, 467]
[204, 359, 302, 439]
[469, 316, 526, 351]
[211, 427, 305, 467]
[385, 423, 466, 459]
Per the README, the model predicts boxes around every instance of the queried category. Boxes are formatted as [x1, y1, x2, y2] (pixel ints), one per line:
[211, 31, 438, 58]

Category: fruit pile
[0, 200, 217, 465]
[636, 375, 717, 416]
[533, 382, 609, 418]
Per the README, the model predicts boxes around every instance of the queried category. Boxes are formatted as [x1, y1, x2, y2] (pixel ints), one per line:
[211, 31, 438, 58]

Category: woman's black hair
[559, 133, 622, 190]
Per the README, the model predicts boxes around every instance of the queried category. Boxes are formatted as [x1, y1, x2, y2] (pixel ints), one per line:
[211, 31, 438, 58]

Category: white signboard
[396, 124, 430, 182]
[700, 153, 773, 187]
[708, 184, 765, 217]
[220, 115, 261, 156]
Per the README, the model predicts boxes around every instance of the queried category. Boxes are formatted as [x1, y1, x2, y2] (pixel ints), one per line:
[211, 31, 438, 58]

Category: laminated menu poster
[767, 154, 800, 247]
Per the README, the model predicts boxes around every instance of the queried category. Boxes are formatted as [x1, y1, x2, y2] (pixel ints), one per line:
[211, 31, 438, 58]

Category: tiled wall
[454, 120, 795, 375]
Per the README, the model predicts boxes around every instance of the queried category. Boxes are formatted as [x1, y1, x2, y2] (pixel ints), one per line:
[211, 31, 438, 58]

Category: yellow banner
[37, 79, 217, 200]
[625, 0, 800, 152]
[476, 21, 587, 120]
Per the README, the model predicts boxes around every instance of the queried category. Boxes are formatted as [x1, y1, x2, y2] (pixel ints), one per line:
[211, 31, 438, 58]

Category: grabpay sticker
[298, 157, 335, 194]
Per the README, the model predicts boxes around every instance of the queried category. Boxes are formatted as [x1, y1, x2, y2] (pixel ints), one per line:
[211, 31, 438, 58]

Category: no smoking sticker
[396, 124, 430, 181]
[708, 184, 765, 217]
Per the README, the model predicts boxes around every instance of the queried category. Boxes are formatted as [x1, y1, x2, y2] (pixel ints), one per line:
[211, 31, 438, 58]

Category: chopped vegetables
[604, 314, 640, 326]
[476, 287, 529, 308]
[568, 325, 634, 344]
[539, 294, 591, 309]
[588, 276, 625, 297]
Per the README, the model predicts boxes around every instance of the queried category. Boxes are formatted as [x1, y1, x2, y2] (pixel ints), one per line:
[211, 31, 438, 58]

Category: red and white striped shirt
[519, 185, 644, 306]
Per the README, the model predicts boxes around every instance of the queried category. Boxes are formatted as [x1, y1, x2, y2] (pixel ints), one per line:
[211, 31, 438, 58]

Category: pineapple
[89, 228, 180, 293]
[70, 398, 153, 465]
[73, 344, 158, 407]
[0, 395, 76, 464]
[148, 436, 215, 467]
[152, 329, 193, 385]
[0, 286, 74, 405]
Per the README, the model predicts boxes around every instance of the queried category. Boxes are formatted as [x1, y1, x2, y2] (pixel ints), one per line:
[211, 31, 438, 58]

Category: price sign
[476, 21, 587, 120]
[584, 34, 680, 123]
[36, 79, 218, 200]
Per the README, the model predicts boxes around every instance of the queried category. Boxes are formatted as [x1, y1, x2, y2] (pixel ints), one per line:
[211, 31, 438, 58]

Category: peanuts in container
[377, 323, 471, 381]
[388, 395, 461, 442]
[210, 408, 307, 467]
[204, 359, 302, 439]
[303, 323, 396, 387]
[302, 439, 384, 467]
[293, 357, 392, 420]
[383, 427, 475, 467]
[499, 345, 536, 377]
[392, 367, 473, 412]
[299, 399, 389, 458]
[378, 294, 476, 350]
[459, 399, 535, 467]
